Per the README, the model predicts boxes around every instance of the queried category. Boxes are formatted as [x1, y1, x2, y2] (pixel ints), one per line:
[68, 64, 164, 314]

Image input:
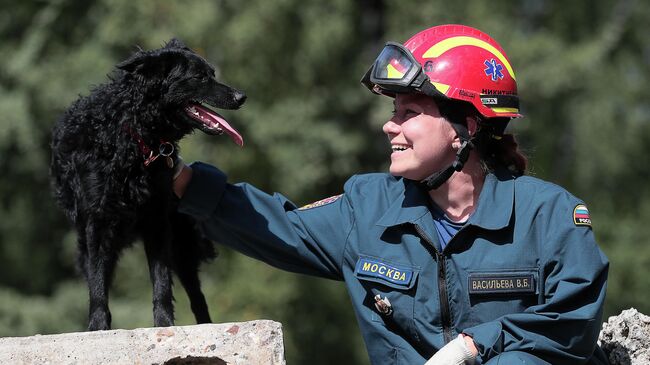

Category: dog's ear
[116, 49, 186, 77]
[117, 40, 192, 74]
[116, 51, 150, 73]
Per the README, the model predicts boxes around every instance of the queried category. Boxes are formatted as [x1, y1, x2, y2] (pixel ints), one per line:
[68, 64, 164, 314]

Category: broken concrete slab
[599, 308, 650, 365]
[0, 319, 285, 365]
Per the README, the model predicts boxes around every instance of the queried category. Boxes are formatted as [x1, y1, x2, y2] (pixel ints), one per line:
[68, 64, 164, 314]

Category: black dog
[50, 39, 245, 330]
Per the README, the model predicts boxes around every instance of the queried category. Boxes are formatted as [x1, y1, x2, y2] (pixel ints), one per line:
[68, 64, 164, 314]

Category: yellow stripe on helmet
[422, 36, 516, 80]
[491, 107, 519, 114]
[431, 82, 450, 94]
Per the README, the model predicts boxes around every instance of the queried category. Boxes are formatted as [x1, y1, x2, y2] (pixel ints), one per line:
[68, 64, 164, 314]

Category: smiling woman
[383, 93, 459, 183]
[172, 24, 610, 365]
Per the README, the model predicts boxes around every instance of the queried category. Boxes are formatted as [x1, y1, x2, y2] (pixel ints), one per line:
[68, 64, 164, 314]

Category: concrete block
[0, 320, 285, 365]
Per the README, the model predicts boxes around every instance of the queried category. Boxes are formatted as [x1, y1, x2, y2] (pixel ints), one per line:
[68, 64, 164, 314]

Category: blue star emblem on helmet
[484, 59, 504, 81]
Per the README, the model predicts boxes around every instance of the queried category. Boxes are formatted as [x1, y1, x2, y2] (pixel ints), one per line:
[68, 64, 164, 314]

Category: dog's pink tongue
[195, 105, 244, 146]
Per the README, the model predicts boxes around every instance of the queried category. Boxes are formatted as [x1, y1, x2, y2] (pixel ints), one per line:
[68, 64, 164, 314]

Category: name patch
[355, 257, 414, 287]
[468, 273, 535, 294]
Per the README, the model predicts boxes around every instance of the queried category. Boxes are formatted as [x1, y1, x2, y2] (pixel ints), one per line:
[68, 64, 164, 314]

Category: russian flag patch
[573, 204, 592, 227]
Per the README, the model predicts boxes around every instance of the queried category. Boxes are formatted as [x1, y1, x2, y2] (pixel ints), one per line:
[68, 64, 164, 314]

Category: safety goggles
[361, 42, 442, 98]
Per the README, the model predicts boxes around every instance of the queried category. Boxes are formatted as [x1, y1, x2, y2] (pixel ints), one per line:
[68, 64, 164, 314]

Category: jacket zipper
[414, 224, 454, 344]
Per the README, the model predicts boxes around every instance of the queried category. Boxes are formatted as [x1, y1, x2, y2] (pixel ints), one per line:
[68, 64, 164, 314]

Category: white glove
[424, 334, 476, 365]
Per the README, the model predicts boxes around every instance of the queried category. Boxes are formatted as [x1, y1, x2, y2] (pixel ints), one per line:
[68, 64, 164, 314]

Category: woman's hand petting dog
[173, 159, 193, 199]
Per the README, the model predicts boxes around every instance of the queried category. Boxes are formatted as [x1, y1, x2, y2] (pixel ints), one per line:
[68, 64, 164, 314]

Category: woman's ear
[451, 116, 479, 149]
[466, 116, 479, 137]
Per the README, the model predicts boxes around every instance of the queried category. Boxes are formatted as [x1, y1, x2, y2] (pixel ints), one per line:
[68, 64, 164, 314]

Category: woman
[173, 24, 609, 365]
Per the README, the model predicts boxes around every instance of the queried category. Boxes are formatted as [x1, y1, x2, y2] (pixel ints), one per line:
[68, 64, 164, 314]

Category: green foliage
[1, 0, 648, 363]
[0, 281, 87, 336]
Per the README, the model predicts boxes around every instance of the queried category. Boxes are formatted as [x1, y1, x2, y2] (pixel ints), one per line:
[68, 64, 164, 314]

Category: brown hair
[474, 125, 528, 176]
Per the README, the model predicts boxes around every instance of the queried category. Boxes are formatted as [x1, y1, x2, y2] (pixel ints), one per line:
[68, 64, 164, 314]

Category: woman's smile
[390, 143, 412, 154]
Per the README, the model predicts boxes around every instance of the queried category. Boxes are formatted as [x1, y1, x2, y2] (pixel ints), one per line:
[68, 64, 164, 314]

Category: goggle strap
[418, 81, 446, 99]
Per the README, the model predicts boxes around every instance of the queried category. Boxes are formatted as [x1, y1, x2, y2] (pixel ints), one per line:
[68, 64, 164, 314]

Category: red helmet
[362, 24, 521, 119]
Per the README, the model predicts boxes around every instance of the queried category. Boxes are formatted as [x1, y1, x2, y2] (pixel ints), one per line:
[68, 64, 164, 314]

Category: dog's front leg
[83, 222, 118, 331]
[143, 230, 175, 327]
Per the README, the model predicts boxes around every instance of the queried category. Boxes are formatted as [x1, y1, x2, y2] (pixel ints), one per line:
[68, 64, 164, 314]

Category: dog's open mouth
[184, 103, 243, 146]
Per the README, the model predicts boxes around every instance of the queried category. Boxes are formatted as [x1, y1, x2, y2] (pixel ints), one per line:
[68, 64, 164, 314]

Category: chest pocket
[466, 268, 540, 325]
[354, 255, 420, 338]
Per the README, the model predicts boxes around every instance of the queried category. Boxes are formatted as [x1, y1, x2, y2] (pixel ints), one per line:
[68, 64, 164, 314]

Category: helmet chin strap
[417, 122, 474, 191]
[418, 139, 473, 190]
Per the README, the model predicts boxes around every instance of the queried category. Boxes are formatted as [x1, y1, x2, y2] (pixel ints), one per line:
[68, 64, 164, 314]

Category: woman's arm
[175, 162, 356, 279]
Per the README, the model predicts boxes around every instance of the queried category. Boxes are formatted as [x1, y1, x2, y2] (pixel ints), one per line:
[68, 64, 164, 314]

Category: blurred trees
[0, 0, 648, 364]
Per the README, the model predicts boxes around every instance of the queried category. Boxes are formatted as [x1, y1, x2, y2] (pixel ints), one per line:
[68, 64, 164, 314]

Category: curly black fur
[50, 39, 245, 331]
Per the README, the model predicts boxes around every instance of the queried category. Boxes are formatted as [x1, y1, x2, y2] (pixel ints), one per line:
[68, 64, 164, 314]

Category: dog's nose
[233, 90, 247, 106]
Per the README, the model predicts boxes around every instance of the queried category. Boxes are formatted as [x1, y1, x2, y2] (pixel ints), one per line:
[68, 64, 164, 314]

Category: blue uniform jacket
[179, 162, 609, 365]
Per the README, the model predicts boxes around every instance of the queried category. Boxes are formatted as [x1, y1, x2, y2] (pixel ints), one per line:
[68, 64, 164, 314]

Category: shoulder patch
[299, 194, 342, 210]
[573, 204, 592, 227]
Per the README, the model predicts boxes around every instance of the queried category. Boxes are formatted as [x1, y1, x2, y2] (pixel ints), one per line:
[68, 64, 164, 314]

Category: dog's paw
[153, 309, 175, 327]
[87, 310, 112, 331]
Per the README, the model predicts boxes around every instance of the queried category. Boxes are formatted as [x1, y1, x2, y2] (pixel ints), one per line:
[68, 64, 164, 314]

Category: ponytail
[476, 131, 528, 176]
